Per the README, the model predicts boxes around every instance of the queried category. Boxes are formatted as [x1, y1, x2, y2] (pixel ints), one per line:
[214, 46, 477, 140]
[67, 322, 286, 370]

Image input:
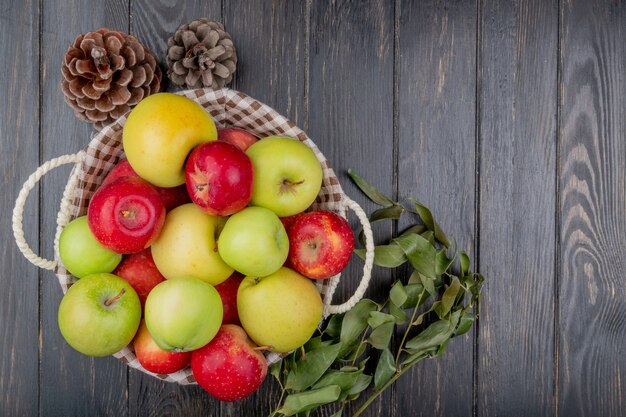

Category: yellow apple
[123, 93, 217, 187]
[151, 204, 233, 285]
[237, 267, 323, 353]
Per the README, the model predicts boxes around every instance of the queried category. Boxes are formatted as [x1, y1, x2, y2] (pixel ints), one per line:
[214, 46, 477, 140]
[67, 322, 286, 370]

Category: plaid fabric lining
[54, 88, 346, 385]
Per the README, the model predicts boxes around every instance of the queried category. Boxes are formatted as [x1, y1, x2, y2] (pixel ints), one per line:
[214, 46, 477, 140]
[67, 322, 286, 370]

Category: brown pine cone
[166, 19, 237, 89]
[61, 28, 162, 130]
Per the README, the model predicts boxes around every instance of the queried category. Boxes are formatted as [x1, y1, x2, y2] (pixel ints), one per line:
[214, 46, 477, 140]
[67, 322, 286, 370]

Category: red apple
[133, 320, 191, 374]
[102, 159, 191, 211]
[279, 212, 307, 233]
[185, 141, 254, 216]
[113, 249, 166, 308]
[287, 210, 355, 279]
[88, 176, 166, 254]
[191, 325, 267, 402]
[218, 127, 259, 151]
[215, 272, 244, 325]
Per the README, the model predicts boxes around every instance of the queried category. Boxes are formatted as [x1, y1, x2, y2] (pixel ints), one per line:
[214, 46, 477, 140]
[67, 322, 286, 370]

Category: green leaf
[404, 310, 462, 362]
[324, 314, 343, 339]
[400, 224, 426, 237]
[368, 311, 396, 328]
[269, 361, 282, 381]
[277, 385, 342, 416]
[454, 312, 475, 337]
[370, 205, 404, 222]
[389, 281, 408, 307]
[312, 369, 372, 400]
[408, 270, 421, 284]
[285, 344, 341, 391]
[407, 198, 450, 248]
[374, 348, 396, 390]
[388, 303, 408, 324]
[402, 283, 426, 309]
[348, 169, 394, 207]
[435, 249, 455, 276]
[460, 252, 470, 276]
[434, 277, 461, 319]
[367, 322, 394, 350]
[354, 245, 407, 268]
[419, 272, 435, 295]
[339, 299, 378, 355]
[393, 233, 436, 278]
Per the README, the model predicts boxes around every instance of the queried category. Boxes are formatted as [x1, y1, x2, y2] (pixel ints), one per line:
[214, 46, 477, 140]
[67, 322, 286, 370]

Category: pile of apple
[57, 93, 355, 402]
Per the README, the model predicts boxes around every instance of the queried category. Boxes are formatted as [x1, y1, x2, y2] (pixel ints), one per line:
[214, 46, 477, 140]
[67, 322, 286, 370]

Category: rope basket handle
[323, 196, 375, 316]
[12, 151, 85, 271]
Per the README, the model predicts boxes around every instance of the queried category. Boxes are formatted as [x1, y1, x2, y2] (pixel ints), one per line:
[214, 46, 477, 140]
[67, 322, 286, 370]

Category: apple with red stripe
[286, 210, 355, 279]
[191, 324, 268, 402]
[88, 176, 166, 254]
[133, 320, 191, 374]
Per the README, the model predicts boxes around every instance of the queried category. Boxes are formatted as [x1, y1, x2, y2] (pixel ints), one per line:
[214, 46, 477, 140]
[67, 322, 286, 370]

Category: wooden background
[1, 0, 624, 416]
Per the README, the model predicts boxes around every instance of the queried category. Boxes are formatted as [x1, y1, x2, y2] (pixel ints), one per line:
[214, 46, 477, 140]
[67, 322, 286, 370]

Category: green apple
[218, 206, 288, 277]
[59, 216, 122, 277]
[237, 267, 323, 353]
[144, 277, 223, 351]
[123, 93, 217, 187]
[58, 273, 141, 357]
[246, 136, 323, 217]
[151, 203, 233, 285]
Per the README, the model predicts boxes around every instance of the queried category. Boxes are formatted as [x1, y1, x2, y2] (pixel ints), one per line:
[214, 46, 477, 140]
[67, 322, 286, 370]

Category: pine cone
[166, 19, 237, 89]
[61, 28, 162, 130]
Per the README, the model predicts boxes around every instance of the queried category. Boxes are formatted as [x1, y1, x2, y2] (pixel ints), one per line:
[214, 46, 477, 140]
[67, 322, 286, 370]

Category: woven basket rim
[53, 87, 349, 385]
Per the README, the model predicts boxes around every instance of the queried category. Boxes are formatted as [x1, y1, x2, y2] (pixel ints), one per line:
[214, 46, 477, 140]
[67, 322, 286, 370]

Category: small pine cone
[61, 28, 162, 130]
[166, 19, 237, 89]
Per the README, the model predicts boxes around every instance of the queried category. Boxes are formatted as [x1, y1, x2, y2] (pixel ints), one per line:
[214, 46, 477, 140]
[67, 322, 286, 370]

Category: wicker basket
[12, 88, 374, 384]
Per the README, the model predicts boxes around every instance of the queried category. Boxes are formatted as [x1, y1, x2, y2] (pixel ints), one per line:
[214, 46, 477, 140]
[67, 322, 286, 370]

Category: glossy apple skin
[58, 273, 141, 357]
[123, 93, 217, 187]
[88, 176, 166, 254]
[279, 212, 307, 233]
[191, 325, 267, 402]
[144, 277, 223, 352]
[237, 267, 323, 353]
[185, 141, 253, 216]
[150, 204, 234, 285]
[246, 136, 323, 217]
[102, 159, 191, 212]
[287, 210, 355, 279]
[214, 272, 244, 325]
[59, 216, 122, 278]
[217, 127, 259, 151]
[218, 206, 289, 277]
[133, 320, 191, 374]
[113, 249, 166, 308]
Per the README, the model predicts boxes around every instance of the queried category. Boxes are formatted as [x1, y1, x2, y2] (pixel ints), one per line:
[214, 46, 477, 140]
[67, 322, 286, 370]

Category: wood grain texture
[308, 1, 395, 415]
[558, 1, 626, 416]
[396, 1, 477, 415]
[477, 0, 558, 416]
[0, 0, 40, 415]
[129, 1, 223, 416]
[39, 1, 131, 416]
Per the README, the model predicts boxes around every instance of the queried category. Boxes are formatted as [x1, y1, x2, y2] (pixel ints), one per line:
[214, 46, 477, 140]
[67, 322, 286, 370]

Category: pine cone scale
[61, 28, 161, 130]
[167, 18, 237, 90]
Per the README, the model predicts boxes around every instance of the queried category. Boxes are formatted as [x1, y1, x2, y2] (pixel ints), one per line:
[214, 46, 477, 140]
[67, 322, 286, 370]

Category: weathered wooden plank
[396, 1, 477, 415]
[558, 2, 626, 416]
[0, 0, 40, 415]
[477, 0, 558, 416]
[128, 2, 223, 416]
[222, 1, 307, 415]
[39, 1, 131, 416]
[308, 1, 395, 415]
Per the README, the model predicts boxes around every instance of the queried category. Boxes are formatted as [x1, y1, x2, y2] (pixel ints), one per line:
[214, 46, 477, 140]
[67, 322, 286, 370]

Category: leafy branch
[268, 170, 484, 417]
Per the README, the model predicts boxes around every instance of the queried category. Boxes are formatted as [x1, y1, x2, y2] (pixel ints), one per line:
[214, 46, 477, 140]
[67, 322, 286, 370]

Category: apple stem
[300, 345, 306, 360]
[104, 288, 126, 306]
[120, 210, 136, 219]
[252, 345, 272, 352]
